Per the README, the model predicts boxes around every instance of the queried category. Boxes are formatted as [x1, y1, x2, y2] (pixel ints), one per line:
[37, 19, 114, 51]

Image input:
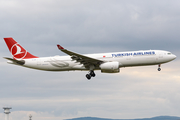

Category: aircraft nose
[172, 54, 177, 60]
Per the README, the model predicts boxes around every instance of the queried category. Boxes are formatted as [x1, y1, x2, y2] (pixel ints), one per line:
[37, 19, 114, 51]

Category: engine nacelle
[100, 61, 120, 73]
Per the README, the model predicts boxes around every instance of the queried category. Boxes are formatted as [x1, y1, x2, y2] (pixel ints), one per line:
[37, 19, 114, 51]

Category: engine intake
[100, 61, 120, 73]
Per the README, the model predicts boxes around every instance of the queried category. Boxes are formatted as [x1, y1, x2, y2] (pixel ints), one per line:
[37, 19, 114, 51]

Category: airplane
[4, 37, 176, 80]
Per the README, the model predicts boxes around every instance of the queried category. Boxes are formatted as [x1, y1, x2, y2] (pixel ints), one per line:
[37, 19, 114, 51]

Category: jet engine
[100, 61, 120, 73]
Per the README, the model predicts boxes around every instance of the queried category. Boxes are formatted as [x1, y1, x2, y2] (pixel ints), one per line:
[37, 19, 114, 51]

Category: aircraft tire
[86, 74, 91, 80]
[90, 71, 96, 77]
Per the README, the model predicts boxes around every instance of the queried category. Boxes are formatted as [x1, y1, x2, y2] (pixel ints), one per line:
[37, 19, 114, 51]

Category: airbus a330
[4, 37, 176, 80]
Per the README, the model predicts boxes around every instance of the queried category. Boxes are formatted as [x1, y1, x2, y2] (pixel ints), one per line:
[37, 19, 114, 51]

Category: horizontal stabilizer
[4, 57, 25, 65]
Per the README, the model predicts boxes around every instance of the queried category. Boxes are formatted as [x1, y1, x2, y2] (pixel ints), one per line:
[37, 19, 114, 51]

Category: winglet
[57, 44, 64, 50]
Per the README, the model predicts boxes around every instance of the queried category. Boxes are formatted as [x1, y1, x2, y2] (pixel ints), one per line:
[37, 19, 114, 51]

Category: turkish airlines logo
[11, 43, 27, 59]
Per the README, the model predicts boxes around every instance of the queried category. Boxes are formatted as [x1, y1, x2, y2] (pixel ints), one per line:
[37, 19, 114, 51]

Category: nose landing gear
[158, 64, 161, 71]
[86, 70, 96, 80]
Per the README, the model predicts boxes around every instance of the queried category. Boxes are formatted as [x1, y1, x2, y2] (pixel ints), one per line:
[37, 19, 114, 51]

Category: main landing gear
[158, 64, 161, 71]
[86, 70, 96, 80]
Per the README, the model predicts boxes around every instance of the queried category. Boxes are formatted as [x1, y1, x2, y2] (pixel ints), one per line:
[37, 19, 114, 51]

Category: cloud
[1, 60, 180, 119]
[0, 0, 180, 120]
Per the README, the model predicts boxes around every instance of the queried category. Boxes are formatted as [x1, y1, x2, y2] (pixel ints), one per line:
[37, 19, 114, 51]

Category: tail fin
[4, 37, 38, 59]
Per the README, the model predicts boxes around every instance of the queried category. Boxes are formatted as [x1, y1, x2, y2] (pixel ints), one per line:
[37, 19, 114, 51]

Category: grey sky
[0, 0, 180, 120]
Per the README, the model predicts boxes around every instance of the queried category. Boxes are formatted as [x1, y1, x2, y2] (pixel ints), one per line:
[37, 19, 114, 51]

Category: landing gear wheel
[158, 64, 161, 71]
[86, 74, 91, 80]
[90, 71, 96, 77]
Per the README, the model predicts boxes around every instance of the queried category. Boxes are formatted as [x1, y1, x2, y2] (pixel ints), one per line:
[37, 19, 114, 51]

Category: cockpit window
[167, 53, 172, 55]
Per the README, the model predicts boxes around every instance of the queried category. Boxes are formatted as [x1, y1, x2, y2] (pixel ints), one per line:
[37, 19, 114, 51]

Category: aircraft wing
[57, 45, 103, 68]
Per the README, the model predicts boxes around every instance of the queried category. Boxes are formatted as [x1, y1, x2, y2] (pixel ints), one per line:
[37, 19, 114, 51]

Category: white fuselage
[9, 50, 176, 72]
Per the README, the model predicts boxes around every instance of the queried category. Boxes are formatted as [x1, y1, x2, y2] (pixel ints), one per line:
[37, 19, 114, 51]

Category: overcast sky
[0, 0, 180, 120]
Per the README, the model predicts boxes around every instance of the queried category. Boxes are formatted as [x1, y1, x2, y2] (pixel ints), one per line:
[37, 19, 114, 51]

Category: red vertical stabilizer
[4, 37, 38, 59]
